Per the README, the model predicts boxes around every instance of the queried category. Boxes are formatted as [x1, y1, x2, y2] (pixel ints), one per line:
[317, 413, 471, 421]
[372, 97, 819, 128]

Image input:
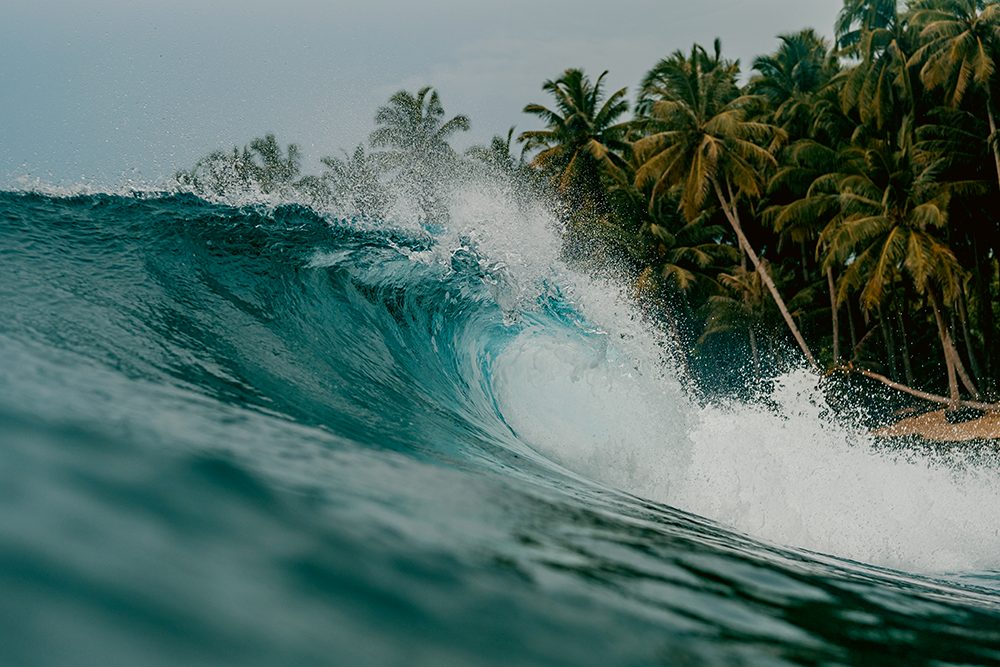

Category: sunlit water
[2, 182, 1000, 666]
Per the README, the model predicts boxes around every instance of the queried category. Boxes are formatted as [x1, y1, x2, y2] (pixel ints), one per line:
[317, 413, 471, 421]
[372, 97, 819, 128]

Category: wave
[3, 184, 1000, 665]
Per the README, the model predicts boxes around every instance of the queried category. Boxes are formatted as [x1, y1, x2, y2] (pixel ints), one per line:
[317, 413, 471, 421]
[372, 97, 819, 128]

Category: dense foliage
[179, 0, 1000, 408]
[515, 1, 1000, 409]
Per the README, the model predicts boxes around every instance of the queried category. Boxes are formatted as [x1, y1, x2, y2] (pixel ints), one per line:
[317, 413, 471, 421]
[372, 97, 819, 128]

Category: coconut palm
[699, 263, 803, 380]
[632, 42, 817, 367]
[174, 146, 254, 194]
[247, 134, 301, 193]
[369, 87, 470, 223]
[908, 0, 1000, 186]
[637, 40, 739, 117]
[749, 29, 841, 137]
[650, 216, 738, 293]
[175, 134, 301, 197]
[518, 69, 631, 214]
[835, 0, 901, 53]
[320, 145, 392, 219]
[466, 126, 514, 170]
[765, 140, 846, 361]
[837, 4, 919, 134]
[466, 127, 533, 186]
[597, 148, 736, 285]
[750, 62, 855, 363]
[820, 138, 977, 403]
[915, 108, 998, 384]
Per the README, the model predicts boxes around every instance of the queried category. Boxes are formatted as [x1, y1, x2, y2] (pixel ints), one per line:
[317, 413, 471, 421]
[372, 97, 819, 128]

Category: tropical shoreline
[175, 0, 1000, 408]
[877, 409, 1000, 442]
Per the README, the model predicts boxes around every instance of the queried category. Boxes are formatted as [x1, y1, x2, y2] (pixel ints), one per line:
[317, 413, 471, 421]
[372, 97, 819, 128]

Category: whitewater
[2, 177, 1000, 666]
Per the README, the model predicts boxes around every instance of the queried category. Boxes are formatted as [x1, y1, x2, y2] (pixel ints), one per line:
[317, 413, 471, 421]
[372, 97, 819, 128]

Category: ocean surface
[3, 183, 1000, 666]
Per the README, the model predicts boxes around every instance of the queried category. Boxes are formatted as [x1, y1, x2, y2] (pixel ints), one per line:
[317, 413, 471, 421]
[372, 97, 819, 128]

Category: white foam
[680, 372, 1000, 573]
[493, 321, 693, 499]
[442, 182, 1000, 575]
[495, 311, 1000, 574]
[10, 174, 175, 199]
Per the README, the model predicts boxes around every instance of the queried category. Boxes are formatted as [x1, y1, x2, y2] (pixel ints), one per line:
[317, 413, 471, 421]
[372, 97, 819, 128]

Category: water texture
[2, 188, 1000, 666]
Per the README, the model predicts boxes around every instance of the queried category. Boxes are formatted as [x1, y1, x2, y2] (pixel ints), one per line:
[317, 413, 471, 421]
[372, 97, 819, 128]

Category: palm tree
[247, 134, 301, 193]
[636, 213, 740, 296]
[174, 146, 254, 194]
[320, 145, 392, 218]
[749, 29, 841, 137]
[915, 108, 997, 386]
[765, 140, 846, 361]
[837, 3, 918, 134]
[369, 87, 470, 223]
[835, 0, 901, 53]
[518, 69, 631, 214]
[632, 41, 817, 367]
[699, 263, 800, 380]
[466, 127, 533, 186]
[610, 182, 741, 298]
[752, 32, 855, 366]
[908, 0, 1000, 187]
[820, 138, 977, 403]
[637, 39, 740, 116]
[175, 134, 301, 197]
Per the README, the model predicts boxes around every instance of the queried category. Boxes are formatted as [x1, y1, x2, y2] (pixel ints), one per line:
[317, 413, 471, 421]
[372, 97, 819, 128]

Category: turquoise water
[3, 188, 1000, 666]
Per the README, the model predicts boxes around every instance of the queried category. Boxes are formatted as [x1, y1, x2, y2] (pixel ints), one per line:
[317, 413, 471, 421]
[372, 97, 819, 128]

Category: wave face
[3, 187, 1000, 666]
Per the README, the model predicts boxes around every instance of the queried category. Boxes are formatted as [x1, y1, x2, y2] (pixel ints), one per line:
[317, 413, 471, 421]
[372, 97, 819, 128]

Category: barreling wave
[3, 181, 1000, 666]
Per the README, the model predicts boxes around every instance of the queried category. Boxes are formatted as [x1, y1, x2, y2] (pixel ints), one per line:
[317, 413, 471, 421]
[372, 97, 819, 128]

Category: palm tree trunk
[972, 234, 995, 384]
[712, 178, 817, 369]
[896, 306, 914, 387]
[878, 304, 898, 380]
[827, 265, 840, 362]
[956, 283, 982, 385]
[928, 288, 962, 407]
[899, 279, 915, 386]
[985, 84, 1000, 190]
[941, 297, 980, 398]
[952, 325, 980, 398]
[847, 300, 858, 354]
[749, 329, 761, 381]
[846, 367, 1000, 413]
[927, 289, 979, 398]
[772, 335, 786, 373]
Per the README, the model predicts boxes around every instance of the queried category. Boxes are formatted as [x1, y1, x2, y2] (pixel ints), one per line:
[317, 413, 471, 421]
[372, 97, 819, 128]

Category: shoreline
[874, 409, 1000, 443]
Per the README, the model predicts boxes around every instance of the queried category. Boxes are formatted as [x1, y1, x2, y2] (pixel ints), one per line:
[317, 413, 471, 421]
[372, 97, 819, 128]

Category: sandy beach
[875, 409, 1000, 442]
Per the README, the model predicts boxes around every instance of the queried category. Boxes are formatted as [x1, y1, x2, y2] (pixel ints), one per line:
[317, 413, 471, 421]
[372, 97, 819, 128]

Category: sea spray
[434, 180, 1000, 576]
[682, 371, 1000, 573]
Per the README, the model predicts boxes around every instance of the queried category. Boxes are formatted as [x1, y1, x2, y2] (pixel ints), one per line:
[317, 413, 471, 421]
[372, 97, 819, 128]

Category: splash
[423, 178, 1000, 576]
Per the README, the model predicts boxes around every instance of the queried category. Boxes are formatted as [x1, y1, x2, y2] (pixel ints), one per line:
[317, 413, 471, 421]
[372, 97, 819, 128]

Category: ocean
[2, 183, 1000, 666]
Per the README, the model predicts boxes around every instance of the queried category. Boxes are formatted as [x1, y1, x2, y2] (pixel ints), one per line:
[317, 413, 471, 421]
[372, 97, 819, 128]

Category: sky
[1, 0, 845, 188]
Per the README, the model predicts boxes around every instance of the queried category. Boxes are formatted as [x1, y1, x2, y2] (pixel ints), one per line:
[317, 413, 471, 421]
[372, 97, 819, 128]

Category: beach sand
[875, 409, 1000, 442]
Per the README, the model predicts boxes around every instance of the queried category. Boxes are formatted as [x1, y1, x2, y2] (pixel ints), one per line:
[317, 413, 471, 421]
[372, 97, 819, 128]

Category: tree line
[178, 0, 1000, 411]
[175, 87, 474, 222]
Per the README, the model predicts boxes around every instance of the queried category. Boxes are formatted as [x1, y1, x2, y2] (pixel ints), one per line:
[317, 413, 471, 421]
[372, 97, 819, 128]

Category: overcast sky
[1, 0, 845, 188]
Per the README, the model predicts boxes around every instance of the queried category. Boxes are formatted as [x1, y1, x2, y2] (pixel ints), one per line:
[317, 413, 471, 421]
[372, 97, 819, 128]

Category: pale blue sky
[1, 0, 845, 188]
